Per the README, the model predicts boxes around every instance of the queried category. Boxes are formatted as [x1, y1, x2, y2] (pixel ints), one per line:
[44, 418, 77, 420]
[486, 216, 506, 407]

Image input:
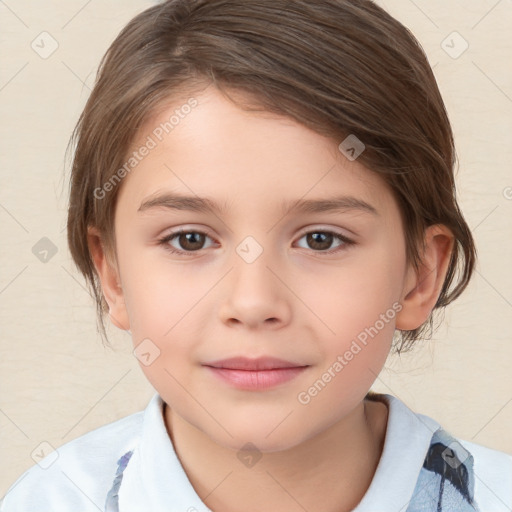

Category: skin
[88, 85, 454, 512]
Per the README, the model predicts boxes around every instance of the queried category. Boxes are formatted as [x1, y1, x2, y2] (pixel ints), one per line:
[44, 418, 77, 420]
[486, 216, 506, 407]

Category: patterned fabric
[104, 450, 134, 512]
[406, 428, 479, 511]
[104, 428, 479, 512]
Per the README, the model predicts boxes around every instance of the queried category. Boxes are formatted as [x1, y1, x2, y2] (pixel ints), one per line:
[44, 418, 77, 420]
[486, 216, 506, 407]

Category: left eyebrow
[283, 196, 379, 217]
[137, 192, 379, 217]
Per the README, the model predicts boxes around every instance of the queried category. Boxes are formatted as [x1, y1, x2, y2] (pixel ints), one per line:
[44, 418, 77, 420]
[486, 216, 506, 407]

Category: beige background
[1, 0, 511, 497]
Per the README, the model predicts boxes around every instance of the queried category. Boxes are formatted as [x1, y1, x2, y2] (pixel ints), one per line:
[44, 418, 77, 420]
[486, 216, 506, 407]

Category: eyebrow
[137, 192, 379, 217]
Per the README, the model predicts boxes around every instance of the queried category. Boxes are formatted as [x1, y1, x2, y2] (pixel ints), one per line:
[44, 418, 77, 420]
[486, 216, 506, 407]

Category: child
[2, 0, 511, 511]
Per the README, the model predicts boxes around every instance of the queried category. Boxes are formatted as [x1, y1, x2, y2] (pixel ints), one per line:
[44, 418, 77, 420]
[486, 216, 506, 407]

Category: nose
[217, 247, 292, 330]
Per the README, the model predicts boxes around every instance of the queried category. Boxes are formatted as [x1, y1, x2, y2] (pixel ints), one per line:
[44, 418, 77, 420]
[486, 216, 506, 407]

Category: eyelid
[295, 225, 353, 238]
[161, 224, 354, 243]
[158, 224, 356, 258]
[161, 226, 217, 246]
[293, 226, 356, 250]
[161, 225, 216, 239]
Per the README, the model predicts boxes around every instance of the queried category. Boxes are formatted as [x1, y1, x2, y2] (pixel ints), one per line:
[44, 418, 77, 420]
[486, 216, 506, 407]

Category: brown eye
[306, 232, 334, 251]
[296, 230, 353, 252]
[158, 229, 215, 255]
[176, 232, 206, 251]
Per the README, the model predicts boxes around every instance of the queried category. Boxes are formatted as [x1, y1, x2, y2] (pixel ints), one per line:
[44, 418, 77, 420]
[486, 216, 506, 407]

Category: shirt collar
[354, 393, 440, 511]
[118, 392, 212, 512]
[117, 392, 440, 512]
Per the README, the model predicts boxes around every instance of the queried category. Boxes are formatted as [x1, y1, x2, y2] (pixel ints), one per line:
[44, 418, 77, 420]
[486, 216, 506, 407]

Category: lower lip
[204, 366, 308, 390]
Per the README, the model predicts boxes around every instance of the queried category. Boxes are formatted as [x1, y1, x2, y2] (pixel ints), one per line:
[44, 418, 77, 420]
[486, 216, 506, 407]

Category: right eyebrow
[138, 192, 229, 215]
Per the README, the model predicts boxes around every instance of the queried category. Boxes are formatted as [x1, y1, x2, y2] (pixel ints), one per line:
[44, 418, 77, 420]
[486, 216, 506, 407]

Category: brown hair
[66, 0, 476, 354]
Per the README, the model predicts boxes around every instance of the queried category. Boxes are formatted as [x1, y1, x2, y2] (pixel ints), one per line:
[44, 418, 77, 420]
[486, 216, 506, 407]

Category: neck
[164, 397, 388, 512]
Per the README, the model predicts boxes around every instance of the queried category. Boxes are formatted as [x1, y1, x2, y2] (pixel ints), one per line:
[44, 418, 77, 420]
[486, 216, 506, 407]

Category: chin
[201, 416, 313, 454]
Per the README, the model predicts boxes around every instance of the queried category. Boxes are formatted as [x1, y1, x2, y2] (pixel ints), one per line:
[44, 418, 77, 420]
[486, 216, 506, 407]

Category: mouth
[204, 356, 307, 371]
[203, 357, 310, 390]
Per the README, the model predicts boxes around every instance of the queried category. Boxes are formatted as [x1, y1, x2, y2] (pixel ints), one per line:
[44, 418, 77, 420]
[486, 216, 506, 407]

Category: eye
[157, 228, 356, 257]
[294, 230, 355, 253]
[157, 229, 216, 256]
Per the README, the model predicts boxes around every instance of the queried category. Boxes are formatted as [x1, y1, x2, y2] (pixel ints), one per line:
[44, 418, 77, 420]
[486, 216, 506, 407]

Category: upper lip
[204, 357, 308, 371]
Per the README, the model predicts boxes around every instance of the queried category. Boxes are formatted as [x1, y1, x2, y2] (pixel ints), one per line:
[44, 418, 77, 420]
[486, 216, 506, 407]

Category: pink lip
[205, 356, 305, 370]
[203, 357, 309, 390]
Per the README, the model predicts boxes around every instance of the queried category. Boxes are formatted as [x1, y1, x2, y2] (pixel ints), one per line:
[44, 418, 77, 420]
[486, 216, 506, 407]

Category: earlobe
[87, 226, 130, 331]
[395, 225, 454, 331]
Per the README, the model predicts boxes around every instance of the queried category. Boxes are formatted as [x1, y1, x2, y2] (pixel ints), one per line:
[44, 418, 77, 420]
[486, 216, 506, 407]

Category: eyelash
[157, 228, 356, 257]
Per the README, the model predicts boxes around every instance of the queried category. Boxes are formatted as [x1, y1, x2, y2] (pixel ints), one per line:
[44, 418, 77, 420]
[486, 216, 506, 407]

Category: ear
[395, 224, 454, 331]
[87, 226, 130, 331]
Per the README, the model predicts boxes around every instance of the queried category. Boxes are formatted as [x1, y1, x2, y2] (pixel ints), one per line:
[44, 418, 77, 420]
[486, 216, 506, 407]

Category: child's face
[106, 85, 415, 451]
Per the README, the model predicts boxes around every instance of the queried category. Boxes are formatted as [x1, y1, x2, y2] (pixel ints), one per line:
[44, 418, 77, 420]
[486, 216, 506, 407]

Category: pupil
[182, 232, 204, 250]
[308, 232, 332, 250]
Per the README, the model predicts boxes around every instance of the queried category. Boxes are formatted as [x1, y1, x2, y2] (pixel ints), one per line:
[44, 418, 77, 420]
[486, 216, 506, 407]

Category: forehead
[117, 86, 397, 222]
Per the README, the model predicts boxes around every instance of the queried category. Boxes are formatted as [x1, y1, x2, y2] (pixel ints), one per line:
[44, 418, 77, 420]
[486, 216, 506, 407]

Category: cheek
[296, 268, 398, 419]
[293, 243, 404, 397]
[304, 246, 405, 339]
[118, 251, 216, 393]
[116, 241, 201, 338]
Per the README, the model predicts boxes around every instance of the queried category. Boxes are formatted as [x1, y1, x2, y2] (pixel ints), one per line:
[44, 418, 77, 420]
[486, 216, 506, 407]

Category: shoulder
[373, 393, 512, 511]
[0, 406, 145, 512]
[459, 438, 512, 512]
[459, 437, 512, 472]
[417, 413, 512, 511]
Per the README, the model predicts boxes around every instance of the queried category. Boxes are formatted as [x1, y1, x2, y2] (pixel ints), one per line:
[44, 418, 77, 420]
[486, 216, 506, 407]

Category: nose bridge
[218, 233, 291, 327]
[231, 233, 278, 295]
